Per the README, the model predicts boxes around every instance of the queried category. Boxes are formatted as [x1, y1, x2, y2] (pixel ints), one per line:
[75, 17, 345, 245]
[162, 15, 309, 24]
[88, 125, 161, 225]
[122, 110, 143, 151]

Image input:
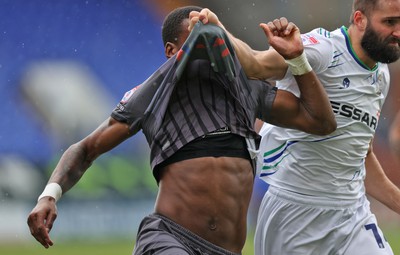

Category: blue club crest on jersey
[342, 78, 350, 88]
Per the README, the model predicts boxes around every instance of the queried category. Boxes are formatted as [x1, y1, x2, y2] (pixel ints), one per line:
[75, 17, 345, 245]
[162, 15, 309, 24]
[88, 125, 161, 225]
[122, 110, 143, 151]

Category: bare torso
[155, 156, 254, 253]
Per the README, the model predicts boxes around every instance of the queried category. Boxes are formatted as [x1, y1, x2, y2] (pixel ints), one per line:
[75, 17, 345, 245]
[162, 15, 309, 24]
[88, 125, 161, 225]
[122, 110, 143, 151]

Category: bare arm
[227, 33, 288, 80]
[189, 9, 287, 80]
[27, 117, 132, 248]
[259, 20, 336, 135]
[389, 112, 400, 160]
[48, 117, 132, 192]
[189, 10, 336, 135]
[365, 141, 400, 214]
[267, 71, 336, 135]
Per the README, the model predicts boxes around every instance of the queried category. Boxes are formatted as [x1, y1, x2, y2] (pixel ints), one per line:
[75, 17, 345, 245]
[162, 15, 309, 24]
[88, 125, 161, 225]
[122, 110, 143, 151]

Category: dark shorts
[132, 213, 241, 255]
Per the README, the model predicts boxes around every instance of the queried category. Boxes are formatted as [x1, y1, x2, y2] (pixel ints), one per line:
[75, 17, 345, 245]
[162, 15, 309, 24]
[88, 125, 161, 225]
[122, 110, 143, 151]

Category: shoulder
[301, 27, 337, 52]
[379, 63, 391, 96]
[302, 28, 329, 44]
[301, 27, 340, 73]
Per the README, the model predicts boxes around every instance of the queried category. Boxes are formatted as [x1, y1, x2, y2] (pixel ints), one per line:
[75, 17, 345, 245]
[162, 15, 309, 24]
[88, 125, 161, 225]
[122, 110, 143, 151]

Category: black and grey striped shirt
[111, 23, 276, 171]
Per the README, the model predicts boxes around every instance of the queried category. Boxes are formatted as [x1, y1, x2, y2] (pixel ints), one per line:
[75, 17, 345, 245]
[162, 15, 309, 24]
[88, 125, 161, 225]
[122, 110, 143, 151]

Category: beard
[361, 23, 400, 64]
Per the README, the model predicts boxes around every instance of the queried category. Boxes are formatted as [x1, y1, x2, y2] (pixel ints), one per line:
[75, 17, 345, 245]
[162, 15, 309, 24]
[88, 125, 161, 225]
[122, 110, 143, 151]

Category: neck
[347, 25, 377, 69]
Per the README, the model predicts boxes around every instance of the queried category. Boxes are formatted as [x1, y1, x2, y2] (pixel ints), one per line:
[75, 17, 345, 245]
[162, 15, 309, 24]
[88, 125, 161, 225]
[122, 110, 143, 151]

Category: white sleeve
[302, 29, 334, 74]
[276, 28, 334, 97]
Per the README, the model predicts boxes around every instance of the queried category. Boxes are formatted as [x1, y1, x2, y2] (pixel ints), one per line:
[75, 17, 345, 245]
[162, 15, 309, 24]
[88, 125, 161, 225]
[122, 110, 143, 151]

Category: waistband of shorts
[153, 213, 241, 255]
[268, 186, 364, 209]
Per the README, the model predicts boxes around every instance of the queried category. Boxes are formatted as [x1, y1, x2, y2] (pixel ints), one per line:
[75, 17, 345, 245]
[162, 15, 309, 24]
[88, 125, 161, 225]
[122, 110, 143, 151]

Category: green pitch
[0, 239, 134, 255]
[2, 229, 399, 255]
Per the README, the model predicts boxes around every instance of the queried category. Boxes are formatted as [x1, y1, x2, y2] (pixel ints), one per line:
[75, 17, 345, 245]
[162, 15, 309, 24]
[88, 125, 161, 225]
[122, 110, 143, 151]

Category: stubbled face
[361, 0, 400, 63]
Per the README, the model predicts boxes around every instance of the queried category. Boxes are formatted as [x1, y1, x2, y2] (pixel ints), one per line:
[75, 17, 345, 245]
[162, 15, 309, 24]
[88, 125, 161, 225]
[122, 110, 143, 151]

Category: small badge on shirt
[301, 34, 320, 46]
[121, 85, 140, 103]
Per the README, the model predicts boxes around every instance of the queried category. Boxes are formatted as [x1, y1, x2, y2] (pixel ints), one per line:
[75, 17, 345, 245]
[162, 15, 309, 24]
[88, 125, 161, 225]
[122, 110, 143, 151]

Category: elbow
[323, 120, 337, 135]
[309, 108, 337, 135]
[70, 142, 96, 168]
[313, 119, 337, 135]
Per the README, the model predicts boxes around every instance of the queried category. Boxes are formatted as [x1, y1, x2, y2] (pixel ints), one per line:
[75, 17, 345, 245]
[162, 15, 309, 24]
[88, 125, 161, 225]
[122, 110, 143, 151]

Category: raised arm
[189, 8, 289, 80]
[227, 28, 288, 80]
[260, 19, 336, 135]
[190, 9, 336, 135]
[27, 117, 132, 248]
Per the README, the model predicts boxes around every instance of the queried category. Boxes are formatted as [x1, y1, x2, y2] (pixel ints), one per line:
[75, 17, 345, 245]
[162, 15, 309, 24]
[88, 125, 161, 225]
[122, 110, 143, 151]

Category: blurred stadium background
[0, 0, 399, 254]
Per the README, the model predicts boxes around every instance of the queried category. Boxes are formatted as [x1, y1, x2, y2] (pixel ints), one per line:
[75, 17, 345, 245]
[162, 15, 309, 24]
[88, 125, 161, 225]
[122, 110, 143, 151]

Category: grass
[0, 239, 134, 255]
[385, 228, 400, 254]
[1, 228, 399, 255]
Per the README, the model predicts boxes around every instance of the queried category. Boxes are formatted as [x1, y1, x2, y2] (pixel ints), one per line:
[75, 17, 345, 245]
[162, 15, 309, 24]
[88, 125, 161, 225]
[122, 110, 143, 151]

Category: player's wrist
[38, 183, 62, 202]
[285, 51, 312, 76]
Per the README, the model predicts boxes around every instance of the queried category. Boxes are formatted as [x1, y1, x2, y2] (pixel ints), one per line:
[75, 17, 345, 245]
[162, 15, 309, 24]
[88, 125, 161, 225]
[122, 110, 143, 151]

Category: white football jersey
[258, 26, 390, 200]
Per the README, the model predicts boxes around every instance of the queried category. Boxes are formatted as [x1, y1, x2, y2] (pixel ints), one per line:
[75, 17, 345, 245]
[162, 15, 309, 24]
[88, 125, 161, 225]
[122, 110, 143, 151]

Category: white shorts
[254, 186, 394, 255]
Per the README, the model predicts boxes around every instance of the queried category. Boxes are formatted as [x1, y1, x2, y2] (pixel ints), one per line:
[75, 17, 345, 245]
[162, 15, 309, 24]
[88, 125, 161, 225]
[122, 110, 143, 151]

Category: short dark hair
[350, 0, 380, 23]
[161, 6, 202, 46]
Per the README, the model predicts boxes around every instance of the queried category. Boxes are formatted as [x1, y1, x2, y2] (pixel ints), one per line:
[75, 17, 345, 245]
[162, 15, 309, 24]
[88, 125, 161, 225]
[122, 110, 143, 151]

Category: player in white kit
[254, 0, 400, 254]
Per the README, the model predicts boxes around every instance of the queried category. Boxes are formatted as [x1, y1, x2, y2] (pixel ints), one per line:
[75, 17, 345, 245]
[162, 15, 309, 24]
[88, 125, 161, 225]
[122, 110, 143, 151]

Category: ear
[165, 42, 179, 58]
[353, 10, 367, 30]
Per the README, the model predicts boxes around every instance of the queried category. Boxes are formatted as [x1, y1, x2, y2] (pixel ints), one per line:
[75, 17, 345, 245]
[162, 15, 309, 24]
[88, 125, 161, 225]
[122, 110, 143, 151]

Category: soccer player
[193, 0, 400, 254]
[27, 6, 335, 255]
[255, 1, 400, 253]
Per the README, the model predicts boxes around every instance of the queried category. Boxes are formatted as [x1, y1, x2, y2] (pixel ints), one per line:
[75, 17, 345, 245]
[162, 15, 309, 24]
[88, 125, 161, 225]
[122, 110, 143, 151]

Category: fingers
[286, 22, 299, 35]
[44, 212, 57, 234]
[259, 17, 303, 59]
[188, 13, 199, 31]
[189, 10, 200, 21]
[189, 9, 209, 31]
[28, 213, 53, 248]
[198, 8, 211, 24]
[272, 17, 287, 33]
[260, 22, 274, 39]
[27, 202, 57, 249]
[260, 17, 296, 37]
[188, 8, 224, 31]
[189, 9, 210, 25]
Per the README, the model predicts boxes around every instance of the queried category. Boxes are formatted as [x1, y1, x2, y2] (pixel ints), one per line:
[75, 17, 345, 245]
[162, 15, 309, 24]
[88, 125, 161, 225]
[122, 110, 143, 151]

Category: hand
[260, 17, 303, 59]
[188, 8, 225, 31]
[27, 197, 58, 248]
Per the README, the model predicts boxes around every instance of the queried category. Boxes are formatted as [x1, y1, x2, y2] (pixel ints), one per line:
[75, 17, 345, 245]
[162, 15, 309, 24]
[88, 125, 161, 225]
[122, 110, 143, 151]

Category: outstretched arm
[365, 141, 400, 215]
[27, 117, 132, 248]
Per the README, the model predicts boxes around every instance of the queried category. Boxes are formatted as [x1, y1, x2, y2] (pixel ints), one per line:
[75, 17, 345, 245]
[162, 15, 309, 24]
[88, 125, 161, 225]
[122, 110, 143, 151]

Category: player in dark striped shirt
[28, 6, 336, 255]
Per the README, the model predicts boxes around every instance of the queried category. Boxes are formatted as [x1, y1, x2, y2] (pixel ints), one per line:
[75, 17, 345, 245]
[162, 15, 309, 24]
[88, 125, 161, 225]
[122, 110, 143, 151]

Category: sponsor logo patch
[121, 85, 140, 103]
[302, 34, 320, 46]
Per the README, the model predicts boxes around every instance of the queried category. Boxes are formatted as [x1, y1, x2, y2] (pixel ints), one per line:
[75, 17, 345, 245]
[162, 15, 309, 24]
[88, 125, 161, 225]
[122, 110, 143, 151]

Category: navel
[208, 219, 217, 231]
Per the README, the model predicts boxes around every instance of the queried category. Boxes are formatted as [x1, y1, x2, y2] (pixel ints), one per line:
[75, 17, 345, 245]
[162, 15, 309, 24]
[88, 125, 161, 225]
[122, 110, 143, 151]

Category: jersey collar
[341, 26, 378, 71]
